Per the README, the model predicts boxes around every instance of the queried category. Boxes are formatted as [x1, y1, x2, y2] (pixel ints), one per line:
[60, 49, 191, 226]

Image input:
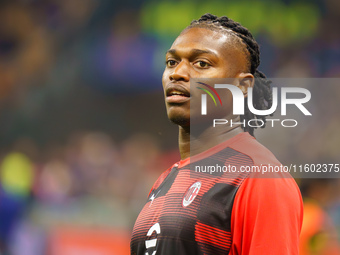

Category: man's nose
[169, 61, 190, 82]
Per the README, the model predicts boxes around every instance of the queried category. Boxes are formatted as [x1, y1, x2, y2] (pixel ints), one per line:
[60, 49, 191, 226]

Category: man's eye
[195, 61, 210, 68]
[166, 60, 177, 67]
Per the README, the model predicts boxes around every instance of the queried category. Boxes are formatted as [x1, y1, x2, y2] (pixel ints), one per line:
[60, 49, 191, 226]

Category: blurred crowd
[0, 132, 178, 254]
[0, 0, 340, 254]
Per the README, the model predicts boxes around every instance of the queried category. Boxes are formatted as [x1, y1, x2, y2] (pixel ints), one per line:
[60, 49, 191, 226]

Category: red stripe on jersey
[195, 221, 231, 250]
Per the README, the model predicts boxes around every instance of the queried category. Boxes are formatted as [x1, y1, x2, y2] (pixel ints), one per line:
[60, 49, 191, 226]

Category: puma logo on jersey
[182, 181, 201, 207]
[149, 189, 161, 207]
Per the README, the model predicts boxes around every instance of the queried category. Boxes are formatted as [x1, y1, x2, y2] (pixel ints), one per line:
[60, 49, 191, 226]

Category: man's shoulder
[228, 132, 281, 166]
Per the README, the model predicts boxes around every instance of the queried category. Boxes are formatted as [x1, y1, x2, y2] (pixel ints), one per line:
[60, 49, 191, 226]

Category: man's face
[162, 27, 249, 127]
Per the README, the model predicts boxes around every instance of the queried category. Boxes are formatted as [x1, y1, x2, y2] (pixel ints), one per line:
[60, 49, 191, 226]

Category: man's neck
[178, 120, 244, 160]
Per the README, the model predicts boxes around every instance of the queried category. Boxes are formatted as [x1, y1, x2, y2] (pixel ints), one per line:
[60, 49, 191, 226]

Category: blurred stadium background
[0, 0, 339, 254]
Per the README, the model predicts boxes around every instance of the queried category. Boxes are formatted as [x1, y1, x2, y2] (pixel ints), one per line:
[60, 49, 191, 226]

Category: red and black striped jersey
[130, 132, 303, 255]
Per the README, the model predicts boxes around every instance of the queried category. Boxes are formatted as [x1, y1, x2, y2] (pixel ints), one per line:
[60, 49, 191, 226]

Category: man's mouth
[168, 90, 189, 97]
[166, 88, 190, 103]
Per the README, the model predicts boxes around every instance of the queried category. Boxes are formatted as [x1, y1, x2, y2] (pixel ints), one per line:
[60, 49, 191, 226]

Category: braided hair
[186, 14, 272, 136]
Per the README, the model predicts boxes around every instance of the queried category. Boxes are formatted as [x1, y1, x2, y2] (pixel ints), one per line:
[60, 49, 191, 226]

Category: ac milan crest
[182, 181, 201, 207]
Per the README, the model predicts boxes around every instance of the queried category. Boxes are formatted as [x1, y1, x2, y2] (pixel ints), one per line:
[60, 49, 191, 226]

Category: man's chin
[169, 116, 190, 127]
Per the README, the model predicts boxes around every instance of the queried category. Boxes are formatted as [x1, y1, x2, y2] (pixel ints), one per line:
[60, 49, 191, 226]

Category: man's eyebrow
[166, 49, 177, 55]
[166, 49, 217, 57]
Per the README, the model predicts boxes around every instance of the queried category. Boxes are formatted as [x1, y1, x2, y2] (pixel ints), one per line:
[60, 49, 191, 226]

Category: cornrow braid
[188, 13, 273, 136]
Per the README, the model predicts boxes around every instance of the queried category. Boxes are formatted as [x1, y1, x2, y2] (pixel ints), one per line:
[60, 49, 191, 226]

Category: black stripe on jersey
[198, 182, 239, 230]
[148, 165, 179, 202]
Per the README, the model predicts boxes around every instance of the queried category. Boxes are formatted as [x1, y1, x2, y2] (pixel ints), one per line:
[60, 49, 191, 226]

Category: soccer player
[130, 14, 303, 255]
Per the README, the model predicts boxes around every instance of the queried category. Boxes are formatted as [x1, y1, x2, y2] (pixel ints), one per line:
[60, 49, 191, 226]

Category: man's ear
[236, 72, 254, 97]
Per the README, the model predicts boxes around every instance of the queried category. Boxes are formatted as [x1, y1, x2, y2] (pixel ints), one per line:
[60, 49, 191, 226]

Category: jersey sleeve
[230, 174, 303, 255]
